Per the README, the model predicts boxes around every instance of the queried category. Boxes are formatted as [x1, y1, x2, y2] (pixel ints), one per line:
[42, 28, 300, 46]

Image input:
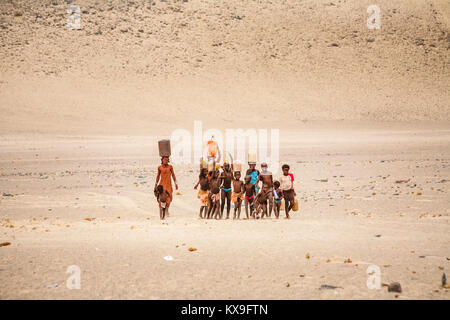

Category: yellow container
[292, 199, 299, 212]
[200, 158, 207, 170]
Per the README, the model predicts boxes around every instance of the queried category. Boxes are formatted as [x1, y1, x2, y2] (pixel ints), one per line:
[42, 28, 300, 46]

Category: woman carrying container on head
[156, 139, 178, 217]
[155, 156, 178, 217]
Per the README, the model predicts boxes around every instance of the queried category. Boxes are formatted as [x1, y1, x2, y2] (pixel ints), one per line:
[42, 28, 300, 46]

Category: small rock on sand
[387, 282, 402, 293]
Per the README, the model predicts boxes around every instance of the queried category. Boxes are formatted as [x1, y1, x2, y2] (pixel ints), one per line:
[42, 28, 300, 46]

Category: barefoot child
[155, 185, 171, 220]
[279, 164, 295, 218]
[243, 175, 256, 219]
[155, 156, 178, 217]
[207, 169, 222, 219]
[194, 168, 209, 219]
[220, 162, 234, 219]
[254, 189, 269, 219]
[273, 180, 283, 219]
[259, 162, 274, 217]
[232, 171, 244, 219]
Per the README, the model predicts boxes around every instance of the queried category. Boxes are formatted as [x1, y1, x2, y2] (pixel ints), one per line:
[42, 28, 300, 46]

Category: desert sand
[0, 0, 449, 299]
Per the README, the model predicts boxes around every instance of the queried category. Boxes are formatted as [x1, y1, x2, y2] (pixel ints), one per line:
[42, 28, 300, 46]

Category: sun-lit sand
[0, 0, 449, 299]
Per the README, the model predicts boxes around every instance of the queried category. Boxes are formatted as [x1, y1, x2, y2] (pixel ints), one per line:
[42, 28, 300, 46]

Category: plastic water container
[158, 140, 171, 157]
[200, 158, 207, 170]
[207, 159, 215, 172]
[207, 140, 218, 158]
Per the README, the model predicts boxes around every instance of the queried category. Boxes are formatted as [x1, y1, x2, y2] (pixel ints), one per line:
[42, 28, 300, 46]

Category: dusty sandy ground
[0, 0, 449, 300]
[1, 123, 449, 299]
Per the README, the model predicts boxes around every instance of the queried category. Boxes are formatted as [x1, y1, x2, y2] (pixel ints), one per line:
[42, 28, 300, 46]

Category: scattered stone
[2, 193, 13, 197]
[319, 284, 342, 290]
[188, 247, 197, 252]
[387, 282, 402, 293]
[0, 242, 11, 247]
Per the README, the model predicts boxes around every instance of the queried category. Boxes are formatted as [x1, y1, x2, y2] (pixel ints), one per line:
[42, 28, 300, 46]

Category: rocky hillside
[0, 0, 449, 132]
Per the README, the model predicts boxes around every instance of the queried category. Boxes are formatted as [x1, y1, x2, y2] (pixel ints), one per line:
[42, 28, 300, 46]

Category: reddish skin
[243, 176, 256, 219]
[155, 156, 178, 216]
[207, 169, 221, 219]
[220, 163, 233, 219]
[273, 183, 283, 219]
[155, 185, 170, 220]
[232, 171, 244, 219]
[259, 164, 274, 217]
[194, 168, 209, 219]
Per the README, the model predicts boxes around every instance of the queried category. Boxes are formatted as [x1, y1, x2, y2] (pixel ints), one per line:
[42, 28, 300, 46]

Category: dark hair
[274, 180, 280, 188]
[157, 185, 164, 193]
[282, 164, 290, 170]
[161, 156, 169, 164]
[199, 168, 207, 179]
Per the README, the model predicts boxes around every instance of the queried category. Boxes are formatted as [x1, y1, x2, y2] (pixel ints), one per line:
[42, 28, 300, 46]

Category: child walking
[232, 171, 244, 219]
[207, 169, 222, 219]
[155, 185, 171, 220]
[194, 168, 210, 219]
[279, 164, 295, 218]
[273, 180, 283, 219]
[243, 175, 256, 219]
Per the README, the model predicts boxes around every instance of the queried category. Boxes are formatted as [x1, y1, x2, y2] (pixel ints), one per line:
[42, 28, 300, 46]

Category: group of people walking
[194, 161, 297, 220]
[154, 155, 297, 220]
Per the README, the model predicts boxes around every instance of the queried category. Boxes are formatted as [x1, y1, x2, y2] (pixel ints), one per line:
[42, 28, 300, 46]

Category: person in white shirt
[279, 164, 296, 218]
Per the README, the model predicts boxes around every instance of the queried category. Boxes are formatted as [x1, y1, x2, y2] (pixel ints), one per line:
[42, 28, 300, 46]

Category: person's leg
[166, 194, 172, 217]
[244, 198, 249, 219]
[268, 190, 273, 217]
[225, 191, 231, 219]
[207, 196, 213, 219]
[284, 194, 291, 218]
[215, 200, 221, 219]
[236, 198, 241, 219]
[199, 206, 204, 219]
[220, 189, 226, 219]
